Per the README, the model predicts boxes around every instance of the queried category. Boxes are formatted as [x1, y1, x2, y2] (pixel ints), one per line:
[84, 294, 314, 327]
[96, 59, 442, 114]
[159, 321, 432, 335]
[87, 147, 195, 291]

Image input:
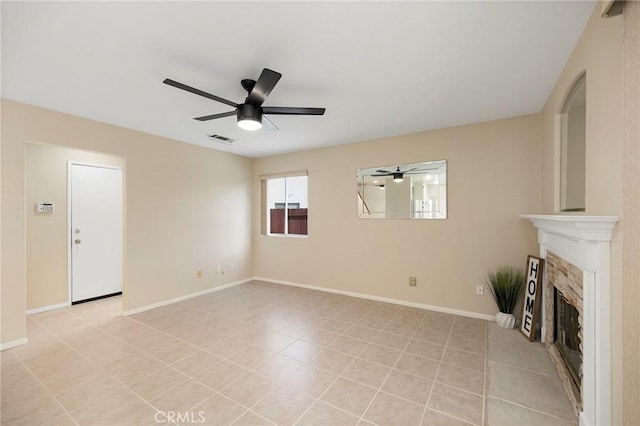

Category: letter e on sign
[520, 255, 544, 342]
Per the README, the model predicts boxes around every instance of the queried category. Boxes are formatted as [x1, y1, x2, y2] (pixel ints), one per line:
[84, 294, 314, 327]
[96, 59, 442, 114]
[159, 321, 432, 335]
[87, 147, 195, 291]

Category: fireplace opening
[554, 288, 582, 390]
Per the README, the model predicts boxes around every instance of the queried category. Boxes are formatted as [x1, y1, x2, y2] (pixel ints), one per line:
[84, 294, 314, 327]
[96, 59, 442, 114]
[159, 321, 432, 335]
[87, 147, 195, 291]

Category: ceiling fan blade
[246, 68, 282, 106]
[405, 170, 435, 175]
[371, 173, 391, 177]
[163, 78, 237, 108]
[262, 106, 326, 115]
[262, 115, 279, 131]
[415, 164, 444, 171]
[193, 111, 236, 121]
[376, 169, 391, 173]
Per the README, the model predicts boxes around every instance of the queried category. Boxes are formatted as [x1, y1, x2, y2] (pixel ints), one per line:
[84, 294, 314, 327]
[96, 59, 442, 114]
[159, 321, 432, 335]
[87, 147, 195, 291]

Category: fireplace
[554, 287, 582, 390]
[543, 250, 584, 412]
[522, 214, 618, 426]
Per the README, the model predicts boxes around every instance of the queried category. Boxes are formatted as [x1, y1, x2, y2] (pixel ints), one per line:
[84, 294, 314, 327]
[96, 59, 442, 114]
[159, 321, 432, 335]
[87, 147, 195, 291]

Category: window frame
[260, 171, 309, 238]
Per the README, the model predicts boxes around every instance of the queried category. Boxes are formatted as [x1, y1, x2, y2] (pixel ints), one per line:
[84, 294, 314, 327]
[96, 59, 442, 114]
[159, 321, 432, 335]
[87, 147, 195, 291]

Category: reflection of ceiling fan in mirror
[372, 165, 437, 182]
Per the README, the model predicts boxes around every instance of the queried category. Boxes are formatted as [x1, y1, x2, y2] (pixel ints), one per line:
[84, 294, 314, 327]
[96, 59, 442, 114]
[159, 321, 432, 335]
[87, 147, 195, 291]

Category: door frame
[67, 161, 124, 305]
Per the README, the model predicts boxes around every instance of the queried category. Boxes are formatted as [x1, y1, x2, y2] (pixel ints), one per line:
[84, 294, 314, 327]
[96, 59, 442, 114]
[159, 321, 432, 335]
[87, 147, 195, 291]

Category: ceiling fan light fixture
[238, 118, 262, 131]
[237, 104, 262, 131]
[393, 172, 404, 182]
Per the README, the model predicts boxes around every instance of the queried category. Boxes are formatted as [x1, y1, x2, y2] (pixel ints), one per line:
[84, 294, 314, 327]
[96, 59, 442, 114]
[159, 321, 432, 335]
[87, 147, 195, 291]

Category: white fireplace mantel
[521, 214, 618, 426]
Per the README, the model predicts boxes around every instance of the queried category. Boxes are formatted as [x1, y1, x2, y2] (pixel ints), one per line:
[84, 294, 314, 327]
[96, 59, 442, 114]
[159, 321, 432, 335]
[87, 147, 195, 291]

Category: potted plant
[484, 266, 525, 328]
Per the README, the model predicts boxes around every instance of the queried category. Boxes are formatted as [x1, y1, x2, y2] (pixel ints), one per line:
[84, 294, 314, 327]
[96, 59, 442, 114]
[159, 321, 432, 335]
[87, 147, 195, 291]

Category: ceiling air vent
[208, 134, 235, 145]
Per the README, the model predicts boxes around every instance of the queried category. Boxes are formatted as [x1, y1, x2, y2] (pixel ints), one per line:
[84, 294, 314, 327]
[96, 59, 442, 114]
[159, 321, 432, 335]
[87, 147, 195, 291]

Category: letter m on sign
[525, 295, 535, 314]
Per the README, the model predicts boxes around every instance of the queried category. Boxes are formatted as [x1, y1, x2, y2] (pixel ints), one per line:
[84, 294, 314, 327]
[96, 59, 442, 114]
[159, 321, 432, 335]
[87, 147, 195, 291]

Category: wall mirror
[559, 74, 586, 212]
[357, 160, 447, 219]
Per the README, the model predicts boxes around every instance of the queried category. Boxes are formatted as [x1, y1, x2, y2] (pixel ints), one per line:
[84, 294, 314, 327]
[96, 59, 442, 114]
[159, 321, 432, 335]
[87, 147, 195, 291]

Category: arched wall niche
[558, 73, 587, 212]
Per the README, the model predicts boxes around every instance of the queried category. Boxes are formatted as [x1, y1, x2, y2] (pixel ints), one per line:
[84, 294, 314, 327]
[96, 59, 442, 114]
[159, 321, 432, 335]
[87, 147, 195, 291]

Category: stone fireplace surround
[545, 251, 583, 414]
[522, 215, 618, 426]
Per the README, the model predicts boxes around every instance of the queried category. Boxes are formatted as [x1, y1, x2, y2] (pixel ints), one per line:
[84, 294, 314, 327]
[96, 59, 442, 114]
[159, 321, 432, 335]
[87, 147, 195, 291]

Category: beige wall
[385, 177, 411, 218]
[1, 99, 254, 345]
[564, 105, 586, 210]
[623, 1, 640, 424]
[540, 6, 625, 424]
[541, 9, 624, 215]
[25, 143, 123, 310]
[2, 102, 28, 344]
[254, 114, 541, 317]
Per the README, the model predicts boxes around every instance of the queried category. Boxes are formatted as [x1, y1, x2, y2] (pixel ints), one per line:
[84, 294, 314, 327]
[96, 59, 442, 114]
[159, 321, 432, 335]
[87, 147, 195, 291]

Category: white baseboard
[26, 302, 70, 315]
[1, 338, 28, 351]
[254, 277, 496, 321]
[124, 276, 495, 321]
[123, 278, 253, 316]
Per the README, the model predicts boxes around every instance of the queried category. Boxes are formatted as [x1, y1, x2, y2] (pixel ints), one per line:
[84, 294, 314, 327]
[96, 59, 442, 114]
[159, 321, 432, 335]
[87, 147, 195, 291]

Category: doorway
[69, 162, 123, 303]
[25, 143, 125, 313]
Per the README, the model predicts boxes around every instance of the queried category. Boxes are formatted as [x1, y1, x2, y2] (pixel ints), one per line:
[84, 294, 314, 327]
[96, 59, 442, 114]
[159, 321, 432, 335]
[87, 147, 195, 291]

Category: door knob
[74, 239, 81, 244]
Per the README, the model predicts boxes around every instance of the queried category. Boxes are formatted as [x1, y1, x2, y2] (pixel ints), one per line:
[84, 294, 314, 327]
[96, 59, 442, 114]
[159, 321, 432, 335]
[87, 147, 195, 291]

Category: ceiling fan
[372, 166, 420, 182]
[163, 68, 325, 131]
[372, 164, 443, 182]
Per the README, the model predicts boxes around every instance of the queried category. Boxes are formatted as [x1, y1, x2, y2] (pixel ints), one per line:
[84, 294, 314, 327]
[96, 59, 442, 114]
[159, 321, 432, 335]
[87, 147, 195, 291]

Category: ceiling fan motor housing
[237, 103, 262, 123]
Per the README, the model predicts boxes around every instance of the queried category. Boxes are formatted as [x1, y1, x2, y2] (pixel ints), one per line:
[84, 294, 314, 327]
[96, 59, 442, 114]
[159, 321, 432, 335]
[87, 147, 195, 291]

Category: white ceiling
[1, 1, 594, 158]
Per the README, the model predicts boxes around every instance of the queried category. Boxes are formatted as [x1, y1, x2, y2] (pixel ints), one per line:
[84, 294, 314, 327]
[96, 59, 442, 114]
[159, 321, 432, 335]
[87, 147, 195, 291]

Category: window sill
[263, 233, 308, 239]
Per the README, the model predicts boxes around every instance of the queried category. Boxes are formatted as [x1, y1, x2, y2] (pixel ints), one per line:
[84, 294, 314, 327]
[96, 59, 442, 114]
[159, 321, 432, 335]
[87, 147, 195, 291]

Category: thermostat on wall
[36, 202, 55, 213]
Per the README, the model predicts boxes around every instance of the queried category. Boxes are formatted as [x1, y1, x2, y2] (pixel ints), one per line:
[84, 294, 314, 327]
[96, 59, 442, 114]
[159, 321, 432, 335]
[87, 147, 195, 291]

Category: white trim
[67, 161, 72, 305]
[255, 277, 496, 322]
[263, 233, 308, 239]
[26, 302, 69, 315]
[258, 170, 308, 180]
[123, 278, 252, 316]
[520, 215, 617, 244]
[522, 214, 618, 426]
[1, 338, 28, 351]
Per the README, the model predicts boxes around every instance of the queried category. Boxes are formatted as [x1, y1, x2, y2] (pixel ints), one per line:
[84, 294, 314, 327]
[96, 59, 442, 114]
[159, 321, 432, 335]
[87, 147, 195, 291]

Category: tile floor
[1, 281, 577, 425]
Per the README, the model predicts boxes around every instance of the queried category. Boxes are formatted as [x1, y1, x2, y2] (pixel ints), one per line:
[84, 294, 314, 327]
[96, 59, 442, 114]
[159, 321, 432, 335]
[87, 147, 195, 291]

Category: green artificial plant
[484, 266, 525, 314]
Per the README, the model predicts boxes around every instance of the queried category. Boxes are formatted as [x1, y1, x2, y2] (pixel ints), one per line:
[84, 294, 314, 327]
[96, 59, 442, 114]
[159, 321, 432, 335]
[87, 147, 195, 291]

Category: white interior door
[70, 163, 123, 303]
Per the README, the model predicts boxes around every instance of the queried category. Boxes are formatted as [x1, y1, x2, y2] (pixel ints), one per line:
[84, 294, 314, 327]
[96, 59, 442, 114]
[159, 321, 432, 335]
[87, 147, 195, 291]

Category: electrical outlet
[216, 264, 223, 275]
[476, 284, 484, 295]
[196, 270, 203, 279]
[229, 263, 234, 272]
[409, 276, 417, 287]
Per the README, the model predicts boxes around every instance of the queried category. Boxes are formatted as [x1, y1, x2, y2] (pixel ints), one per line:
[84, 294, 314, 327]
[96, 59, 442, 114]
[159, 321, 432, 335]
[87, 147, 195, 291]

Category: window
[261, 173, 308, 236]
